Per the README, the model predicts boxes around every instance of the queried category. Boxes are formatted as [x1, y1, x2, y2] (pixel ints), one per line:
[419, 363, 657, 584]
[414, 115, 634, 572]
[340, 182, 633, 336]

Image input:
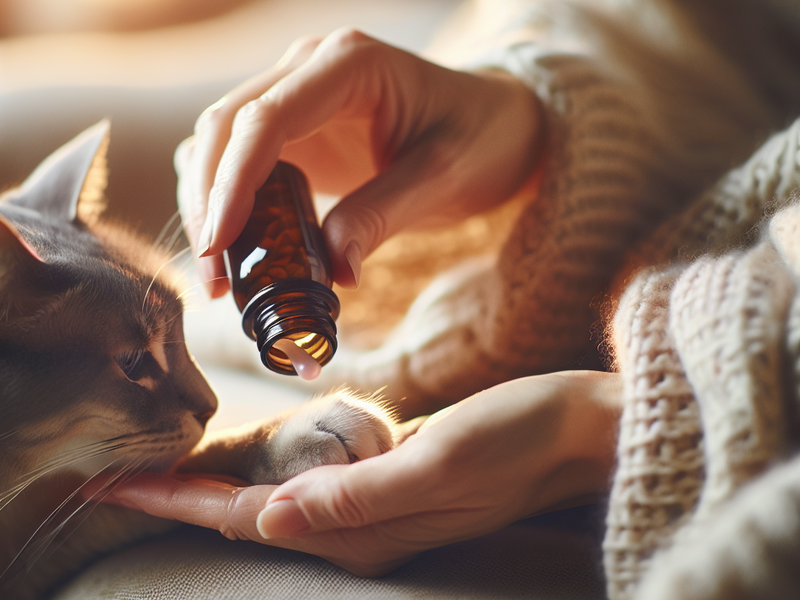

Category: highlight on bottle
[224, 161, 340, 380]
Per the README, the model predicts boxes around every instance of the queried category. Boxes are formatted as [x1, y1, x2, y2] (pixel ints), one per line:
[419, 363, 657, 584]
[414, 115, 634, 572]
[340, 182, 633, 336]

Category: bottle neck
[241, 279, 340, 375]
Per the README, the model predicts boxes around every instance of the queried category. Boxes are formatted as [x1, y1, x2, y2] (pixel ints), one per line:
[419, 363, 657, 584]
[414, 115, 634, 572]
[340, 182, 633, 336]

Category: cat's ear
[0, 215, 44, 279]
[4, 120, 110, 225]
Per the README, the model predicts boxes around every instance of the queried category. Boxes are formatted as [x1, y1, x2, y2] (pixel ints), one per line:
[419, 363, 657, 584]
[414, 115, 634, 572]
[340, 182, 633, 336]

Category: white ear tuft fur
[76, 128, 109, 226]
[4, 120, 110, 224]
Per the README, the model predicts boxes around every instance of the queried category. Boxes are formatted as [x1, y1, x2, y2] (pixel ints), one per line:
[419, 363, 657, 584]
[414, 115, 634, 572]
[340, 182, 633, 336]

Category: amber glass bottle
[224, 161, 340, 376]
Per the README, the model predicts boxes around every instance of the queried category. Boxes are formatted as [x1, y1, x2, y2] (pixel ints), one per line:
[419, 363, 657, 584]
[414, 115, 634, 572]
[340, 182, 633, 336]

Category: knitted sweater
[321, 0, 800, 413]
[328, 1, 800, 598]
[606, 117, 800, 599]
[468, 1, 800, 598]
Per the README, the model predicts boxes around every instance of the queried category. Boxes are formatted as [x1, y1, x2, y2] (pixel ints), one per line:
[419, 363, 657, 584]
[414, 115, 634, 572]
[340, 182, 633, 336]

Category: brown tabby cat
[0, 122, 395, 600]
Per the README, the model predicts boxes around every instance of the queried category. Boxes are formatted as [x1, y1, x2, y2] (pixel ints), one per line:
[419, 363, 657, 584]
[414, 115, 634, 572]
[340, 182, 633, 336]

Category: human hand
[106, 371, 621, 576]
[176, 28, 544, 297]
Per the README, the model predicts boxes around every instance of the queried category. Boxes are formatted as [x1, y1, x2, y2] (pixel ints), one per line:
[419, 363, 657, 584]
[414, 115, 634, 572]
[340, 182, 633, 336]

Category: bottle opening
[243, 279, 339, 377]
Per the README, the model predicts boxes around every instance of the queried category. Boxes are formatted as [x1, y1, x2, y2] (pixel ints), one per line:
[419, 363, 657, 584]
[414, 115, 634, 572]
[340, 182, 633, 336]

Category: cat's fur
[0, 122, 395, 600]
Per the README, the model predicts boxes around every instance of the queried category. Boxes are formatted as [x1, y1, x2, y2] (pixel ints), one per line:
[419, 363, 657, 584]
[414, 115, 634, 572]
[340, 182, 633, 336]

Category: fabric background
[52, 508, 606, 600]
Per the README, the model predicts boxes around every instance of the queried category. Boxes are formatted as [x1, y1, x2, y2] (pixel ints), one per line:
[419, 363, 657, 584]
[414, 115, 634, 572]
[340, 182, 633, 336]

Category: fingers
[111, 473, 277, 542]
[109, 435, 442, 542]
[257, 437, 443, 537]
[106, 451, 449, 575]
[104, 471, 443, 577]
[258, 374, 609, 539]
[177, 29, 544, 296]
[176, 36, 322, 295]
[175, 137, 229, 297]
[321, 140, 462, 288]
[200, 28, 390, 258]
[321, 68, 542, 289]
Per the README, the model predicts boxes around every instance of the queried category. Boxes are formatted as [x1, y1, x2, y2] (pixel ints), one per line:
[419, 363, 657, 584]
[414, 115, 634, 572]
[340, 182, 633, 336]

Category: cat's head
[0, 121, 217, 484]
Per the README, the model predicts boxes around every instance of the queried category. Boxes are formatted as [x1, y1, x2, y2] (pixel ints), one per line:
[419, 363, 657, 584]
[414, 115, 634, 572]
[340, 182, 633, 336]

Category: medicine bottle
[224, 161, 340, 379]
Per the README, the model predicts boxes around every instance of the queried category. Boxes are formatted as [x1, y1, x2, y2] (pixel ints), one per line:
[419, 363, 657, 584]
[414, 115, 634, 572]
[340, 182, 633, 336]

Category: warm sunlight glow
[80, 0, 163, 8]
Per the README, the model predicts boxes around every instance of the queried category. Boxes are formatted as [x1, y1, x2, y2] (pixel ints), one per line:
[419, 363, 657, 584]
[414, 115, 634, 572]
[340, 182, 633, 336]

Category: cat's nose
[194, 409, 215, 428]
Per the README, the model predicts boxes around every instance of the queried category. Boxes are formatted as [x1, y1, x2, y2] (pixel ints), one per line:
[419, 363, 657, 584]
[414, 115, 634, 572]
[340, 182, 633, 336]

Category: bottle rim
[241, 278, 340, 375]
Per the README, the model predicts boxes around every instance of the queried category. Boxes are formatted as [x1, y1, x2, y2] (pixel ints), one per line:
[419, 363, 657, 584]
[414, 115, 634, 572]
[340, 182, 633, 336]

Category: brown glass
[224, 161, 339, 375]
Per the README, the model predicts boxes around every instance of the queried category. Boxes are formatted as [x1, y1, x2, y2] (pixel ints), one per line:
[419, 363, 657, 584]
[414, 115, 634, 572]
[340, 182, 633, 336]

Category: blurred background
[0, 0, 463, 429]
[0, 0, 461, 235]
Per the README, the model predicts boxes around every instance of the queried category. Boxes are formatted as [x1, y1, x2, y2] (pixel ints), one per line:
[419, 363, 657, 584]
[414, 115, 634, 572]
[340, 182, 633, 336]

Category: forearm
[327, 0, 791, 413]
[527, 371, 622, 515]
[413, 370, 622, 519]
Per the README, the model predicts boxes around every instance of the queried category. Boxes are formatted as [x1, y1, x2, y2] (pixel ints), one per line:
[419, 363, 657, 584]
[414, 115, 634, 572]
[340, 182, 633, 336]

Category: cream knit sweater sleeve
[606, 115, 800, 599]
[321, 0, 797, 413]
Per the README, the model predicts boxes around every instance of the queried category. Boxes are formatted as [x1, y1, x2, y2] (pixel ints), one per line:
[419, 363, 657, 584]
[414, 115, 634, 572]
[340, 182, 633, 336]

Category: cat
[0, 121, 396, 600]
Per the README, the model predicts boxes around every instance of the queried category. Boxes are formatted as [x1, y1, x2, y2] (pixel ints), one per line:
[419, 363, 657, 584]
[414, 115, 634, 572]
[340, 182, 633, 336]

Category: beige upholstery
[53, 508, 606, 600]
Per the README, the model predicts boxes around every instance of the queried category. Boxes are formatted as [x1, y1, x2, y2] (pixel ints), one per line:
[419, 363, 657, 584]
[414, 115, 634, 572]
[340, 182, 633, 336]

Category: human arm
[175, 28, 544, 297]
[107, 370, 621, 576]
[176, 1, 793, 414]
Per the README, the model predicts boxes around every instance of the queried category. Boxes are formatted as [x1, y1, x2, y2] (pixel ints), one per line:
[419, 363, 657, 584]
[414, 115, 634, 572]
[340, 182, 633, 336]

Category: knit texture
[320, 0, 783, 415]
[615, 117, 800, 280]
[603, 266, 702, 597]
[605, 115, 800, 599]
[324, 2, 800, 597]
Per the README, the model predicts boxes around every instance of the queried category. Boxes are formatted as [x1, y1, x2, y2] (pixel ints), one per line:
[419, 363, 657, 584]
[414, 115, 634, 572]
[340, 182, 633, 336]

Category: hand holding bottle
[176, 28, 544, 297]
[105, 372, 621, 575]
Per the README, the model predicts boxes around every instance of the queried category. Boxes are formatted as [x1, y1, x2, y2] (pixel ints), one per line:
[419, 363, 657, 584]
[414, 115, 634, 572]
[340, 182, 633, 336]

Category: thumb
[256, 441, 437, 538]
[322, 145, 462, 290]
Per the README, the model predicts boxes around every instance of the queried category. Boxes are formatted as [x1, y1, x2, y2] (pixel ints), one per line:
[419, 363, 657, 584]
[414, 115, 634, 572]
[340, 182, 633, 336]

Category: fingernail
[202, 96, 227, 118]
[344, 241, 361, 289]
[195, 97, 227, 134]
[256, 499, 311, 539]
[197, 207, 215, 257]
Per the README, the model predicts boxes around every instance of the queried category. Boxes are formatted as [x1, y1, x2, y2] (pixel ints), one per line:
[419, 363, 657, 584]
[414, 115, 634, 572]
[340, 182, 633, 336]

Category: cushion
[52, 507, 606, 600]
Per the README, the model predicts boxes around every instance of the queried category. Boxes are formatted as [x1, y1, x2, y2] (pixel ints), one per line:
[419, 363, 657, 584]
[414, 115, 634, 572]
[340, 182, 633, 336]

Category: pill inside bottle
[272, 338, 322, 381]
[224, 161, 340, 377]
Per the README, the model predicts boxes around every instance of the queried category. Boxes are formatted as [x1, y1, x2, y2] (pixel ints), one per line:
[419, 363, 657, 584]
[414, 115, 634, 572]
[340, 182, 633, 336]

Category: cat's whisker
[0, 122, 222, 598]
[30, 457, 154, 569]
[179, 292, 200, 310]
[142, 246, 193, 312]
[161, 309, 187, 329]
[3, 456, 156, 582]
[0, 456, 129, 581]
[175, 283, 203, 302]
[19, 438, 132, 475]
[181, 305, 204, 314]
[0, 442, 125, 509]
[153, 211, 182, 250]
[0, 434, 158, 510]
[180, 295, 213, 315]
[175, 275, 229, 304]
[165, 222, 187, 256]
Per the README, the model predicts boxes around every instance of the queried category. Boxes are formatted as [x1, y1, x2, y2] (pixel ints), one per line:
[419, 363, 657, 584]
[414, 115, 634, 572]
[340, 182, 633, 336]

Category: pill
[273, 338, 321, 381]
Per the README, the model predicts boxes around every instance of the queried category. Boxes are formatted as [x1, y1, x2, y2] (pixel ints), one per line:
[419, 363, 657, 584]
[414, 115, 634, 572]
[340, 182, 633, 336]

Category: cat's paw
[249, 389, 396, 485]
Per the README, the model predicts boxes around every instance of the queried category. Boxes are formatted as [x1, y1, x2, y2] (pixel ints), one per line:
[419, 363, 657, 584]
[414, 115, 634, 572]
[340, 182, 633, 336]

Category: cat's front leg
[179, 389, 397, 485]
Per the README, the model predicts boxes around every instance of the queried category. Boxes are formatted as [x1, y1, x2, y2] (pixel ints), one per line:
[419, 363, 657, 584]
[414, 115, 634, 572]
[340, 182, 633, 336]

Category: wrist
[472, 68, 547, 202]
[531, 371, 622, 514]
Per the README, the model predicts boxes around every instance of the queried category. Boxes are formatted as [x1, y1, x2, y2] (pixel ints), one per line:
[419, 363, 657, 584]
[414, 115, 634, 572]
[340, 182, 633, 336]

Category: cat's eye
[115, 349, 147, 381]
